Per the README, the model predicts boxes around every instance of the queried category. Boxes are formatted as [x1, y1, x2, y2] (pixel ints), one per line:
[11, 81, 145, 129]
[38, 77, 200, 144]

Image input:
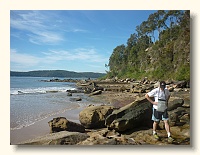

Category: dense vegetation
[10, 70, 106, 78]
[107, 10, 190, 81]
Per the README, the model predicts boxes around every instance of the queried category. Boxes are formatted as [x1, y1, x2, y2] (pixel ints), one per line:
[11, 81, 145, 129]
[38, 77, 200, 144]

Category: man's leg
[164, 120, 170, 136]
[153, 121, 158, 133]
[163, 111, 171, 137]
[163, 113, 174, 142]
[152, 108, 160, 140]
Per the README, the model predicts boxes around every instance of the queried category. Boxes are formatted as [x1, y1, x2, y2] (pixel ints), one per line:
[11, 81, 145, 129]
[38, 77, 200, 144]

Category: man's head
[160, 81, 166, 90]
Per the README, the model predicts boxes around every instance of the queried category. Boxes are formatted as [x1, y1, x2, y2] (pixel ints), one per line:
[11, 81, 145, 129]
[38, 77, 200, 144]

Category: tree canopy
[107, 10, 190, 81]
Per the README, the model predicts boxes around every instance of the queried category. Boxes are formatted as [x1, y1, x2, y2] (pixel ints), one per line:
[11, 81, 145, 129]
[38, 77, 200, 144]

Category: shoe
[168, 136, 174, 143]
[153, 133, 159, 140]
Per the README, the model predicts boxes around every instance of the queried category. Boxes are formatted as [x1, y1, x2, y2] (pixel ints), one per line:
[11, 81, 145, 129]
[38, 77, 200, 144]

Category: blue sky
[10, 10, 156, 73]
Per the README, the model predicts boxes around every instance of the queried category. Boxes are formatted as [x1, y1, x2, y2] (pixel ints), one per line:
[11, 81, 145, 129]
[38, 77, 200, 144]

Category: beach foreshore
[10, 79, 190, 145]
[10, 106, 84, 144]
[10, 91, 137, 145]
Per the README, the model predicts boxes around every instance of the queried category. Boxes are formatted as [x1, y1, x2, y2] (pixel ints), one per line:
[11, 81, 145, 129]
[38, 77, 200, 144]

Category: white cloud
[43, 48, 108, 63]
[11, 48, 109, 70]
[72, 29, 88, 33]
[10, 11, 64, 45]
[10, 49, 41, 66]
[10, 11, 91, 45]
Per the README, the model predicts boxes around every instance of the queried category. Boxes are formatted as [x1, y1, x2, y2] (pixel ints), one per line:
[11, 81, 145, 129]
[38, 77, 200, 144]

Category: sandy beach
[10, 106, 84, 144]
[10, 91, 138, 144]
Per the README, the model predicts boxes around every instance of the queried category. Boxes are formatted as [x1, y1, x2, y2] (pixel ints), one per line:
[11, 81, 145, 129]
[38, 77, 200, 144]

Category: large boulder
[79, 105, 115, 129]
[48, 117, 85, 133]
[105, 97, 152, 132]
[168, 97, 184, 111]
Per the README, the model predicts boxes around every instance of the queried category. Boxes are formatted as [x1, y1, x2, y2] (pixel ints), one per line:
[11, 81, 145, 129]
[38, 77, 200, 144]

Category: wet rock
[70, 97, 82, 101]
[66, 89, 84, 93]
[67, 92, 72, 96]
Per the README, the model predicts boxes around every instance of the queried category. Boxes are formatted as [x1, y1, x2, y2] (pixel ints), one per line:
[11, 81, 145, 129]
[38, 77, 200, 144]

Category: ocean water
[10, 77, 98, 131]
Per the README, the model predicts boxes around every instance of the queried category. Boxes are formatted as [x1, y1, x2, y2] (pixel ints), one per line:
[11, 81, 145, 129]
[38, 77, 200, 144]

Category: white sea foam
[10, 86, 76, 95]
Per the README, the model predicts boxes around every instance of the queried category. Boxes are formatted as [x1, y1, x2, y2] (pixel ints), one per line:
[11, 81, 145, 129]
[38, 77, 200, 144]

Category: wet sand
[10, 91, 137, 145]
[10, 107, 84, 144]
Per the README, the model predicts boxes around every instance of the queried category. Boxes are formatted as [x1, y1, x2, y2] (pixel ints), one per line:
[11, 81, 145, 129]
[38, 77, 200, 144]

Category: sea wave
[10, 86, 76, 95]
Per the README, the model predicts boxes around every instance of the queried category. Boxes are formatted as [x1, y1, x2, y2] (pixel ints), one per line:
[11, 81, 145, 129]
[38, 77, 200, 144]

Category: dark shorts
[152, 108, 169, 121]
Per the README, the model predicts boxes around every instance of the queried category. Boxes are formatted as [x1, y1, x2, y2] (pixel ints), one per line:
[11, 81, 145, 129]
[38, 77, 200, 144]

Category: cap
[160, 81, 166, 88]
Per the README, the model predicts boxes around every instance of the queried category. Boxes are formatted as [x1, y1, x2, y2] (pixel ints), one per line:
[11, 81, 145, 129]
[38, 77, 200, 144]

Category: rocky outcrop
[105, 97, 152, 132]
[48, 117, 85, 133]
[20, 131, 89, 145]
[79, 105, 115, 129]
[77, 128, 140, 145]
[41, 78, 80, 83]
[77, 81, 104, 94]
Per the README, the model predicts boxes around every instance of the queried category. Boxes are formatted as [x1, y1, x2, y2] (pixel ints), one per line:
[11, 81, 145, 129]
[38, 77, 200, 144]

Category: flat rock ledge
[19, 131, 89, 145]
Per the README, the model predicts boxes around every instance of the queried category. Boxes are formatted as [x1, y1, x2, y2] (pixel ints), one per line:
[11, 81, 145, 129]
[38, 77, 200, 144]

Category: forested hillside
[107, 10, 190, 81]
[10, 70, 106, 78]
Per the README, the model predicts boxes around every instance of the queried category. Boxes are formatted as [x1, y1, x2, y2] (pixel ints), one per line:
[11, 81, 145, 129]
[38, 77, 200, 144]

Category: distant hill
[10, 70, 106, 78]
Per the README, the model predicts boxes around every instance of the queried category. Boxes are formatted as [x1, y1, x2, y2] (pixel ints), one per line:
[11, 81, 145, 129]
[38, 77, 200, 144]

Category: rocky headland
[20, 78, 190, 145]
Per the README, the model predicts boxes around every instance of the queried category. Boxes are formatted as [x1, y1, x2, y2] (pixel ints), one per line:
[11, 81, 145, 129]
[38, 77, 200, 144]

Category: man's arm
[145, 93, 157, 105]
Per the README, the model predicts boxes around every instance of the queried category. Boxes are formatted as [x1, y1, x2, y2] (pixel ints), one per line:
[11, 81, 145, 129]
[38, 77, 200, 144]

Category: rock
[48, 117, 85, 133]
[67, 92, 72, 96]
[182, 97, 190, 108]
[77, 128, 139, 145]
[174, 88, 182, 92]
[168, 87, 174, 92]
[179, 114, 190, 123]
[46, 90, 59, 93]
[132, 87, 146, 93]
[77, 81, 104, 94]
[168, 97, 184, 111]
[70, 97, 82, 101]
[131, 84, 154, 93]
[88, 90, 102, 96]
[174, 81, 187, 88]
[168, 111, 179, 127]
[154, 82, 160, 88]
[79, 105, 115, 129]
[105, 97, 152, 132]
[20, 131, 89, 145]
[66, 89, 84, 93]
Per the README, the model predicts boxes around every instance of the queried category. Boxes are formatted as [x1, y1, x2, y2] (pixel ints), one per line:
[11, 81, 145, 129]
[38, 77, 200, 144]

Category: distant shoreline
[10, 70, 106, 78]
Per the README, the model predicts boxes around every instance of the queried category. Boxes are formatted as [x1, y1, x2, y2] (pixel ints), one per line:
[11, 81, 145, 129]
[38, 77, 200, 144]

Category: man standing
[145, 81, 174, 143]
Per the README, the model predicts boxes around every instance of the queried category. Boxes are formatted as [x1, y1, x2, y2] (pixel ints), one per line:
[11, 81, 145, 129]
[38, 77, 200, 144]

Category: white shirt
[147, 87, 170, 109]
